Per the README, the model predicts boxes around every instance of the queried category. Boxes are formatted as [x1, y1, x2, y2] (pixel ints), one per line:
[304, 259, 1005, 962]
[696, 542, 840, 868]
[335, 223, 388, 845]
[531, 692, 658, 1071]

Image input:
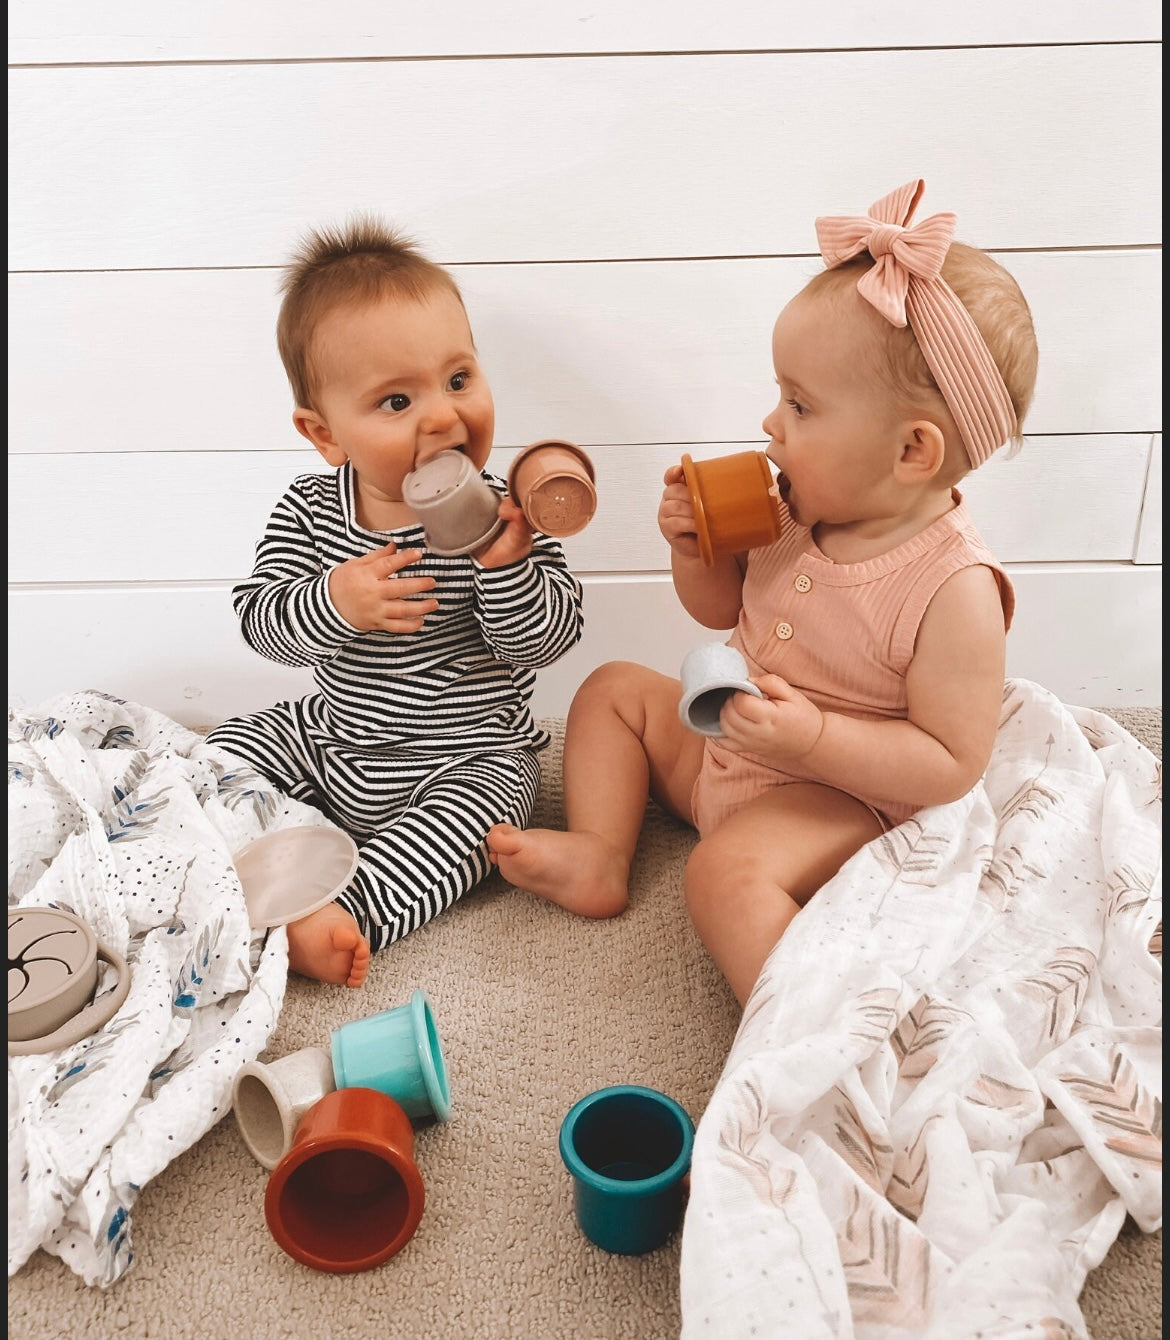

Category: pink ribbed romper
[689, 490, 1014, 833]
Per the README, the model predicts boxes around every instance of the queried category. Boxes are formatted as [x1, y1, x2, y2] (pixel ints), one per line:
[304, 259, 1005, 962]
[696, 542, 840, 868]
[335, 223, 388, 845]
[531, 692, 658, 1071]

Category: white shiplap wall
[7, 3, 1162, 727]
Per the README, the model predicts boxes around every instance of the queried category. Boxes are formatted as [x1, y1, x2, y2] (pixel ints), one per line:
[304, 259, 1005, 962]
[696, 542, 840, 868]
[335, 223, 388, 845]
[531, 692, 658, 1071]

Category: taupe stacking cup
[403, 451, 506, 556]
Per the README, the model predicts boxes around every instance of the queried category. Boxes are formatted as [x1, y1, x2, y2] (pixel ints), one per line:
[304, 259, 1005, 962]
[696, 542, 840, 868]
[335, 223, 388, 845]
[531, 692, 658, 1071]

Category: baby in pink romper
[488, 180, 1040, 1007]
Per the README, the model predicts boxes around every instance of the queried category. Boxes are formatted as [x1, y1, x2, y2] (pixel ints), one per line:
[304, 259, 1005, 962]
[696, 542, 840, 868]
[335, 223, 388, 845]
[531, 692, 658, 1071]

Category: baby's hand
[327, 543, 438, 633]
[719, 673, 824, 762]
[658, 463, 702, 560]
[474, 496, 536, 569]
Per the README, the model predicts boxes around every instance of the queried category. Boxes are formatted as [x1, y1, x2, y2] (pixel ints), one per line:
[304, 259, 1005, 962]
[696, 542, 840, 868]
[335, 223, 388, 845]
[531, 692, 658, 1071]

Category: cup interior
[265, 1089, 425, 1273]
[561, 1086, 694, 1192]
[683, 686, 738, 736]
[268, 1142, 421, 1272]
[233, 1069, 294, 1169]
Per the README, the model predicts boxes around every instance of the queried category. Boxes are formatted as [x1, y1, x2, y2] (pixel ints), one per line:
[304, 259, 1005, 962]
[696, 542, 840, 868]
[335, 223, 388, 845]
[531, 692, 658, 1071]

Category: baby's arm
[472, 503, 584, 667]
[659, 464, 744, 629]
[722, 565, 1006, 810]
[233, 489, 436, 666]
[327, 544, 438, 632]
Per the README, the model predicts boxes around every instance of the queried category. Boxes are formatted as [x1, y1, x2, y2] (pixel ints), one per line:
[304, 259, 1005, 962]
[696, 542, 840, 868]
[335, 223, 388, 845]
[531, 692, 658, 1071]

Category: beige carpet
[8, 706, 1161, 1340]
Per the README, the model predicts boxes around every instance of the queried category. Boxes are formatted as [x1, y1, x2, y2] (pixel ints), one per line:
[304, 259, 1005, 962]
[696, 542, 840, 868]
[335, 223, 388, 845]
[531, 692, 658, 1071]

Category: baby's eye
[448, 371, 469, 391]
[786, 397, 806, 417]
[379, 393, 411, 412]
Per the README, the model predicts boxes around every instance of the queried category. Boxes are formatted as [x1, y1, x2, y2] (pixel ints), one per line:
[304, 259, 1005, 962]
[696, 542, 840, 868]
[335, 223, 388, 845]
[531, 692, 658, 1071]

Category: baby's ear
[896, 421, 946, 481]
[292, 408, 347, 468]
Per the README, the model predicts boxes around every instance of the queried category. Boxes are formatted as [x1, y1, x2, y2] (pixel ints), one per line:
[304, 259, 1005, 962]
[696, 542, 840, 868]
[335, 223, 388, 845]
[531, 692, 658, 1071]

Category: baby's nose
[421, 398, 460, 433]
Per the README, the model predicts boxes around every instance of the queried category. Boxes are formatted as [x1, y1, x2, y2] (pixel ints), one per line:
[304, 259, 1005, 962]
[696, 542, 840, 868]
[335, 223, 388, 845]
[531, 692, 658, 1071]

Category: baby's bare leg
[685, 783, 882, 1006]
[488, 662, 703, 917]
[285, 901, 371, 988]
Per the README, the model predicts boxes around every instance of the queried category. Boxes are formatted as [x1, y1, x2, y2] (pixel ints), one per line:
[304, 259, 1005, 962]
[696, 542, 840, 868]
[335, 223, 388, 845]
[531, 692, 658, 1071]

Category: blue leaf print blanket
[8, 691, 339, 1287]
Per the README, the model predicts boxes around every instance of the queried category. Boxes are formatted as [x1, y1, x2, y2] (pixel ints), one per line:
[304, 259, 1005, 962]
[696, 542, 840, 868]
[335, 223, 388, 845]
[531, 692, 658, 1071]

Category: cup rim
[678, 679, 763, 738]
[409, 989, 452, 1122]
[559, 1084, 694, 1196]
[679, 453, 716, 566]
[507, 439, 596, 492]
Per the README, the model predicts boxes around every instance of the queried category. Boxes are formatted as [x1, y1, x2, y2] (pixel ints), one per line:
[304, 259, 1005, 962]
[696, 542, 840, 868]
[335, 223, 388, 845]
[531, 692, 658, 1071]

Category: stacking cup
[264, 1087, 425, 1273]
[402, 451, 506, 556]
[678, 642, 763, 737]
[680, 450, 782, 565]
[330, 989, 452, 1123]
[507, 440, 597, 537]
[559, 1084, 695, 1255]
[232, 1045, 337, 1170]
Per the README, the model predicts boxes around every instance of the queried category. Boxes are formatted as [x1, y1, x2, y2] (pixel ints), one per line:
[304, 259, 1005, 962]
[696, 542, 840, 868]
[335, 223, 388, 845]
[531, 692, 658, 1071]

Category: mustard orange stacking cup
[680, 451, 782, 566]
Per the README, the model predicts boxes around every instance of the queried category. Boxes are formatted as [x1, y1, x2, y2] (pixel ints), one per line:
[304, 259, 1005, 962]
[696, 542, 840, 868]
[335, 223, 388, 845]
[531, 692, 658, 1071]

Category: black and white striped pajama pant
[207, 699, 542, 952]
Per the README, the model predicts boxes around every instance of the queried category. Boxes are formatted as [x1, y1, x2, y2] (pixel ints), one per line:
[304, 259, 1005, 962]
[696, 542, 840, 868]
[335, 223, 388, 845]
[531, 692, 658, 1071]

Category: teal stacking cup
[559, 1085, 695, 1255]
[330, 989, 452, 1123]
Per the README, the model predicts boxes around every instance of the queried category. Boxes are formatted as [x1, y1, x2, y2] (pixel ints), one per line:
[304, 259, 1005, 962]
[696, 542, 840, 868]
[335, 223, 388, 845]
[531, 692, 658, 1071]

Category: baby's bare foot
[487, 824, 629, 918]
[286, 902, 371, 988]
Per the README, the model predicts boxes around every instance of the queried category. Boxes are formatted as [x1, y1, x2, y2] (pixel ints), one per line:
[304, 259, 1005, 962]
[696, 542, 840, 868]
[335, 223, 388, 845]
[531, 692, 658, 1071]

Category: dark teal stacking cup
[559, 1085, 695, 1255]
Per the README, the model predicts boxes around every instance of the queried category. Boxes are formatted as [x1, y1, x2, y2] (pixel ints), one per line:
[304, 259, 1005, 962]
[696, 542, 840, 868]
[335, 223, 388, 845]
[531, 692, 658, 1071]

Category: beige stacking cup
[233, 1045, 338, 1171]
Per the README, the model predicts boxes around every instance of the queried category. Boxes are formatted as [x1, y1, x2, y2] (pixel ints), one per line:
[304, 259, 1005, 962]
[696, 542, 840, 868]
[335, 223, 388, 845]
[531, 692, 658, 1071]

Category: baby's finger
[375, 545, 426, 575]
[377, 604, 437, 633]
[752, 673, 791, 701]
[496, 496, 527, 526]
[384, 574, 438, 598]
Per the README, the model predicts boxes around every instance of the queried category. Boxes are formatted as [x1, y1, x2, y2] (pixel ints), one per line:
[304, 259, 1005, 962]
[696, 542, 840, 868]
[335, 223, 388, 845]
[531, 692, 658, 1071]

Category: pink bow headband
[815, 179, 1017, 469]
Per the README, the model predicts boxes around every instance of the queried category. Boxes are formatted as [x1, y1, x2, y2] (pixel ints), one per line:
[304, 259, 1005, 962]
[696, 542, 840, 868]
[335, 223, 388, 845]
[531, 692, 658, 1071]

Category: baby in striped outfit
[208, 217, 584, 987]
[489, 180, 1039, 1007]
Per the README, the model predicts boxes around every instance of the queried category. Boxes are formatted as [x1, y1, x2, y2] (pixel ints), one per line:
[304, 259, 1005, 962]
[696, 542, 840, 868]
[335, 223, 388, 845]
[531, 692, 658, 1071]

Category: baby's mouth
[774, 469, 790, 505]
[418, 444, 467, 467]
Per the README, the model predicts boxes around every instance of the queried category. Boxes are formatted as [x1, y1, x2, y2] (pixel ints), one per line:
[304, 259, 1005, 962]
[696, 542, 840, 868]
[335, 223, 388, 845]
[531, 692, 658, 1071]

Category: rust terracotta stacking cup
[264, 1087, 425, 1274]
[507, 440, 597, 537]
[680, 450, 783, 566]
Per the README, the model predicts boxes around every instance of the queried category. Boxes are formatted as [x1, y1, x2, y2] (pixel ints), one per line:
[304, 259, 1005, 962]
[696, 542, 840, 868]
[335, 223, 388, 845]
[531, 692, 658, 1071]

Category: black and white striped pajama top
[207, 463, 585, 950]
